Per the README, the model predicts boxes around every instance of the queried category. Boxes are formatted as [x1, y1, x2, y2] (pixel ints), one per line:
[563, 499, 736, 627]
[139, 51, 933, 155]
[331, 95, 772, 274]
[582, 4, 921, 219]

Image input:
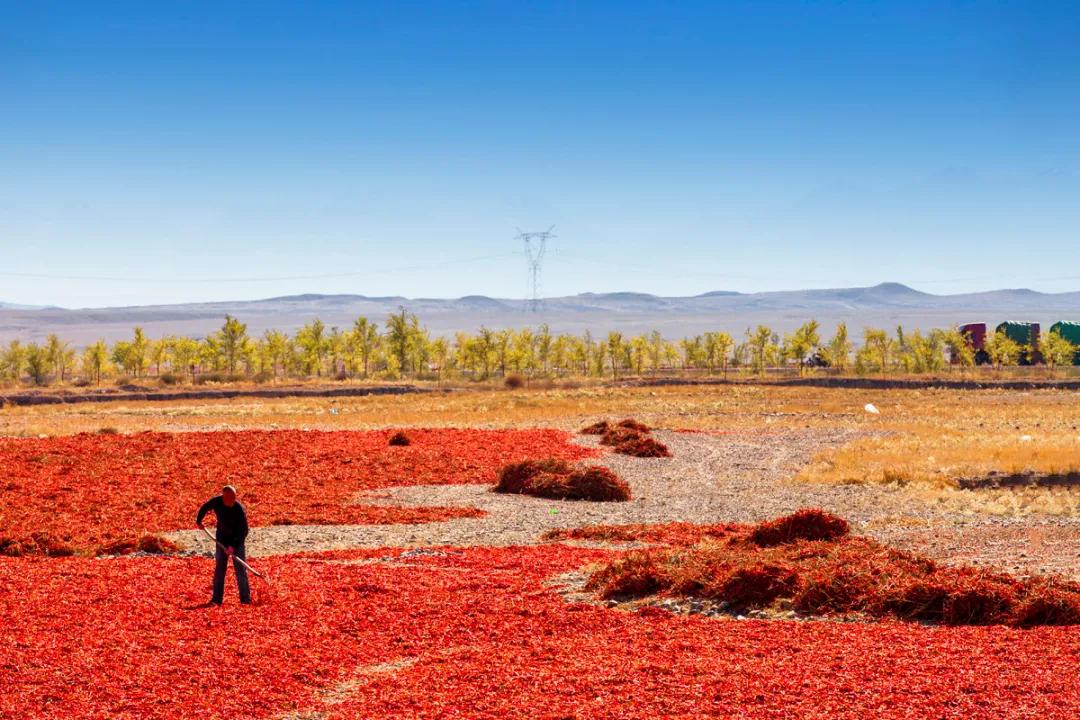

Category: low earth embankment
[0, 382, 444, 407]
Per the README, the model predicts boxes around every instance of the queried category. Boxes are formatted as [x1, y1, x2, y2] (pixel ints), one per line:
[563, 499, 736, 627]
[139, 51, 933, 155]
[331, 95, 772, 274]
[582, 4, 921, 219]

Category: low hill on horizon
[2, 283, 1079, 344]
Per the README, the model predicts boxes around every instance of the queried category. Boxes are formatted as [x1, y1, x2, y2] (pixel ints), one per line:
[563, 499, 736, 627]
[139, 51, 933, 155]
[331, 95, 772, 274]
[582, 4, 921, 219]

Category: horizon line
[5, 281, 1080, 312]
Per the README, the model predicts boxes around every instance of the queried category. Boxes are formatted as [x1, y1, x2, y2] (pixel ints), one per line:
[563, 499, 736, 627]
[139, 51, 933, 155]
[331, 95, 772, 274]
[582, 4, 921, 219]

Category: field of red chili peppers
[1, 427, 1077, 719]
[1, 544, 1077, 720]
[0, 429, 596, 554]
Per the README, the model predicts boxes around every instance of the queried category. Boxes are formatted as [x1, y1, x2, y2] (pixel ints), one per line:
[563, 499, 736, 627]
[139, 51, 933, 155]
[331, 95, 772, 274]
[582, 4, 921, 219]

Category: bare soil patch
[166, 429, 1079, 579]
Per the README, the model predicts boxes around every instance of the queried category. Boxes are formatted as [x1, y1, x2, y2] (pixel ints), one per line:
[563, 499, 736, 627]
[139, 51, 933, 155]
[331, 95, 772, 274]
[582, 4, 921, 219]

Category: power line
[0, 253, 519, 284]
[553, 252, 1080, 290]
[552, 251, 776, 282]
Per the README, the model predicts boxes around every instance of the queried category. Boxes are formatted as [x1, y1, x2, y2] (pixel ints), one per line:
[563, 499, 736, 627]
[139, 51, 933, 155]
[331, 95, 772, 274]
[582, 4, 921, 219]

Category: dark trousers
[212, 542, 251, 604]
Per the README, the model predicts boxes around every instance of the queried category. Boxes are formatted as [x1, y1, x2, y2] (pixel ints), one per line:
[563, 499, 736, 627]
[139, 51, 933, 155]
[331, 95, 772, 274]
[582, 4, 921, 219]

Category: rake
[200, 526, 271, 584]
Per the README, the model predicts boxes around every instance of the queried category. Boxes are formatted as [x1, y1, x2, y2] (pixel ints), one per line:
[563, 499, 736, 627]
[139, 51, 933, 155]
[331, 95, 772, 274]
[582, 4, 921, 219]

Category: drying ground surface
[1, 383, 1078, 718]
[171, 428, 1073, 579]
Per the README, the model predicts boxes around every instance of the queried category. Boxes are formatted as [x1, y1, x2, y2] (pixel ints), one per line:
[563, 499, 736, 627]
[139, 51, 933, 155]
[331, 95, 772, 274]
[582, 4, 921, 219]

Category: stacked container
[1049, 321, 1080, 365]
[995, 321, 1042, 365]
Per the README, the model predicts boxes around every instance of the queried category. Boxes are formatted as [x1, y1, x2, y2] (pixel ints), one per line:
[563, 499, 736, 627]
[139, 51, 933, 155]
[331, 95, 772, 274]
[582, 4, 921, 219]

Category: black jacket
[196, 496, 249, 547]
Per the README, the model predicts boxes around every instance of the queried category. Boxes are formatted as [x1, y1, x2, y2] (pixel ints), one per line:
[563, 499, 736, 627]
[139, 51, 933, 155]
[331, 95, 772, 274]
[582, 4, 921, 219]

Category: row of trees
[0, 313, 1076, 387]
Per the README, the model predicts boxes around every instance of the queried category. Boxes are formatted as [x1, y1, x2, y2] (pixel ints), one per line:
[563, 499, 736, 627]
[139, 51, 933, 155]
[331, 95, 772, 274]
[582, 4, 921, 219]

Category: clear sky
[2, 1, 1078, 307]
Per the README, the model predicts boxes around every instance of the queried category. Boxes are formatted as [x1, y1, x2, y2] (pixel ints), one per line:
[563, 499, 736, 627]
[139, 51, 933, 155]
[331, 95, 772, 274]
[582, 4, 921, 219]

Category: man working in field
[196, 485, 251, 605]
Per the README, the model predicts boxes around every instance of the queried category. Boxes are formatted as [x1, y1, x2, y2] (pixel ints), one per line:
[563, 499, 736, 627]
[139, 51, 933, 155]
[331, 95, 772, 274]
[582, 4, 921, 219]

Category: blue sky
[2, 1, 1078, 307]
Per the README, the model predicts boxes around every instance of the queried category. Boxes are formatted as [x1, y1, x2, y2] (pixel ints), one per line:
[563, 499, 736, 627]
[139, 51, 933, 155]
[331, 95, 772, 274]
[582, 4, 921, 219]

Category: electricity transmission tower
[516, 226, 555, 312]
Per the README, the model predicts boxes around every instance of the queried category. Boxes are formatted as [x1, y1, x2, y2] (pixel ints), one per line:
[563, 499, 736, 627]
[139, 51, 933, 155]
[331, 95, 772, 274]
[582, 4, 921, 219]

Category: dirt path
[167, 429, 1080, 577]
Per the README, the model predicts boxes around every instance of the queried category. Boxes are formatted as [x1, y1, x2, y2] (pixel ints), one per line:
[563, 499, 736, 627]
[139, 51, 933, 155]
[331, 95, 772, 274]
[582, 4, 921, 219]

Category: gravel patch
[167, 429, 1079, 578]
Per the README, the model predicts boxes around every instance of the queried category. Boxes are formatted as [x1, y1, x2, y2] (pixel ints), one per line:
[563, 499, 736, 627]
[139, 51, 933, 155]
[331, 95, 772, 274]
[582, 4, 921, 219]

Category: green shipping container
[1049, 321, 1080, 344]
[995, 321, 1039, 346]
[1049, 321, 1080, 365]
[994, 322, 1042, 365]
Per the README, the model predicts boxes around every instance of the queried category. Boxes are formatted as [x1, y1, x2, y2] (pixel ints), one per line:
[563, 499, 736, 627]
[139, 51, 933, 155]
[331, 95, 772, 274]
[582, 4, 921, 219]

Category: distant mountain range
[2, 283, 1079, 344]
[0, 301, 52, 311]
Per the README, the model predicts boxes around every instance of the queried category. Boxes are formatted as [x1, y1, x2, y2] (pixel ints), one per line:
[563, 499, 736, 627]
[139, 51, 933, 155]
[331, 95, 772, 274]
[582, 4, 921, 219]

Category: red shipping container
[959, 322, 987, 350]
[956, 323, 990, 365]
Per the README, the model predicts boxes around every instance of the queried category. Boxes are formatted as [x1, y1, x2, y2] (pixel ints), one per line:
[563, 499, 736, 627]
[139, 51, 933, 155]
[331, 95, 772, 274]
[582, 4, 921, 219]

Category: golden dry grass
[792, 389, 1080, 516]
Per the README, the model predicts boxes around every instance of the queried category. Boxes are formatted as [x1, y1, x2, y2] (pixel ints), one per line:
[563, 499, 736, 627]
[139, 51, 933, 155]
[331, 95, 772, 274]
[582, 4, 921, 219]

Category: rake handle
[199, 526, 267, 580]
